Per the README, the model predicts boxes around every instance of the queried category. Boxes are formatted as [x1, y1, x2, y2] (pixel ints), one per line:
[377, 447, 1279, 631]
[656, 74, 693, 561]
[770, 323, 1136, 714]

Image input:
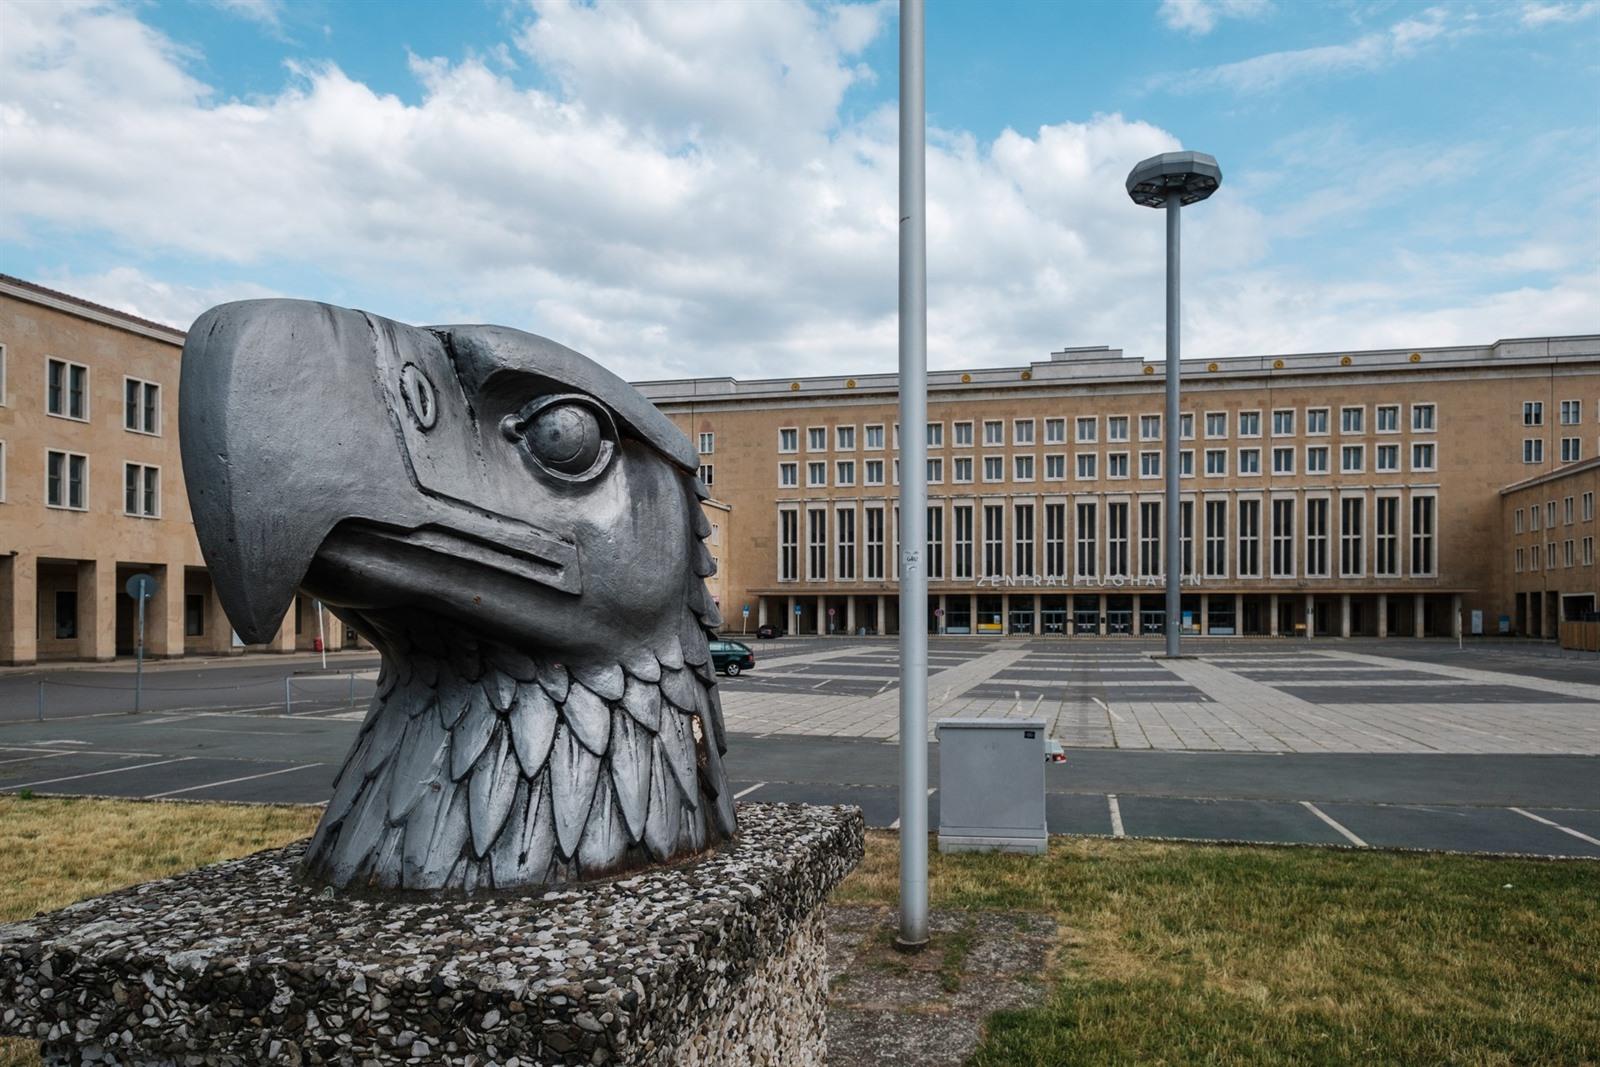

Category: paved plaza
[718, 637, 1600, 754]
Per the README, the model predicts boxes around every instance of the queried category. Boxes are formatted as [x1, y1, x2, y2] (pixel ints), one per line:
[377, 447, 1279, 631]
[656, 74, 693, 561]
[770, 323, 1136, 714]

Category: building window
[1376, 444, 1400, 472]
[1044, 453, 1066, 480]
[47, 359, 89, 420]
[836, 460, 855, 486]
[1531, 503, 1542, 531]
[1412, 404, 1436, 432]
[952, 421, 973, 447]
[1339, 497, 1364, 577]
[698, 464, 715, 487]
[1238, 499, 1260, 578]
[1561, 437, 1581, 463]
[927, 422, 944, 448]
[1140, 414, 1161, 441]
[1076, 417, 1097, 444]
[866, 507, 885, 580]
[55, 590, 78, 640]
[1238, 411, 1261, 438]
[836, 426, 855, 451]
[1180, 500, 1194, 577]
[837, 507, 857, 580]
[983, 456, 1004, 482]
[1138, 501, 1161, 576]
[926, 457, 943, 483]
[779, 462, 798, 488]
[1569, 497, 1579, 526]
[893, 459, 901, 484]
[1585, 537, 1595, 566]
[1140, 451, 1161, 478]
[1565, 539, 1576, 568]
[1179, 449, 1194, 477]
[1045, 417, 1066, 444]
[924, 505, 942, 580]
[1340, 406, 1364, 434]
[1524, 402, 1544, 426]
[1271, 499, 1294, 577]
[952, 505, 973, 580]
[953, 456, 974, 483]
[1014, 503, 1035, 577]
[1548, 500, 1557, 527]
[1305, 498, 1330, 577]
[1584, 491, 1595, 521]
[1340, 445, 1364, 473]
[1106, 502, 1128, 577]
[1014, 455, 1035, 481]
[1376, 404, 1399, 433]
[983, 504, 1005, 577]
[1107, 416, 1129, 443]
[865, 459, 884, 486]
[807, 461, 826, 487]
[1523, 439, 1544, 464]
[1204, 412, 1227, 439]
[779, 427, 798, 453]
[0, 343, 6, 406]
[1411, 495, 1436, 576]
[1515, 507, 1525, 533]
[1272, 409, 1295, 437]
[1303, 446, 1327, 474]
[1204, 499, 1227, 577]
[779, 510, 799, 581]
[1075, 501, 1097, 578]
[1306, 408, 1329, 435]
[46, 450, 88, 510]
[1238, 448, 1260, 476]
[1561, 400, 1582, 425]
[806, 509, 827, 580]
[1532, 544, 1543, 570]
[124, 378, 161, 435]
[1014, 419, 1035, 445]
[1272, 446, 1294, 475]
[1411, 443, 1437, 471]
[807, 427, 827, 452]
[1375, 495, 1400, 577]
[1045, 503, 1067, 578]
[122, 463, 160, 518]
[1204, 449, 1226, 476]
[1180, 413, 1195, 440]
[1107, 452, 1129, 479]
[1076, 454, 1098, 480]
[865, 424, 885, 450]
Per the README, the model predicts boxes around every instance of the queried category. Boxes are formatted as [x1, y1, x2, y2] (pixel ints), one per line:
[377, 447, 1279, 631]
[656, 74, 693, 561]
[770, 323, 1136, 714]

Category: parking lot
[1, 637, 1596, 858]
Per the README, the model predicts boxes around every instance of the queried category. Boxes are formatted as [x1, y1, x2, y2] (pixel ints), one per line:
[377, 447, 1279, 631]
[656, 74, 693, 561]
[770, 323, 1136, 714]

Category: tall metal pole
[135, 591, 146, 712]
[896, 0, 930, 950]
[1164, 191, 1182, 657]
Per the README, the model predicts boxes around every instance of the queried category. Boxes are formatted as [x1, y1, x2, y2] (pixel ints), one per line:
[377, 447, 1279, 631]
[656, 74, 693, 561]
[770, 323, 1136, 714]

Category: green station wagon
[708, 639, 756, 676]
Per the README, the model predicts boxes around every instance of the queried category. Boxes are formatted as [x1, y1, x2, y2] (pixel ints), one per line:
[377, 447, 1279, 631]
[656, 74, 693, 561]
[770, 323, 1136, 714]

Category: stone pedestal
[1, 804, 863, 1066]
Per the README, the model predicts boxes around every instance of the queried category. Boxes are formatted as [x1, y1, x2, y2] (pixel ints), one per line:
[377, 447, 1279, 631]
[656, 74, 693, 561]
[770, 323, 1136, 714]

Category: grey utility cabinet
[936, 718, 1047, 854]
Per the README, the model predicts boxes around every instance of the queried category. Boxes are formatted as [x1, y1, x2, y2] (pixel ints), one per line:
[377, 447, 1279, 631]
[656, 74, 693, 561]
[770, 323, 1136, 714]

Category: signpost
[124, 573, 157, 712]
[741, 603, 749, 636]
[316, 598, 328, 670]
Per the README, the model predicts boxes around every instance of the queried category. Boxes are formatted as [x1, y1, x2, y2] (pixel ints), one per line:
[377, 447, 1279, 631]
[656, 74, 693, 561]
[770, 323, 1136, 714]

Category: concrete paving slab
[1317, 802, 1600, 857]
[1117, 795, 1347, 845]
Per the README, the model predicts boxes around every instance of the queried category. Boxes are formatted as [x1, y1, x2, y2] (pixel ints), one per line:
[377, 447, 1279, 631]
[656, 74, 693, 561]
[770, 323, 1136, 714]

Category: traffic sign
[828, 607, 836, 617]
[125, 573, 157, 600]
[742, 605, 750, 617]
[794, 604, 802, 615]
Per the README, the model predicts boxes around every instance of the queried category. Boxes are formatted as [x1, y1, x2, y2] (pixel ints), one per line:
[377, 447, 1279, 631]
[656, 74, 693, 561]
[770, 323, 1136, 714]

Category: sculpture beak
[179, 300, 402, 644]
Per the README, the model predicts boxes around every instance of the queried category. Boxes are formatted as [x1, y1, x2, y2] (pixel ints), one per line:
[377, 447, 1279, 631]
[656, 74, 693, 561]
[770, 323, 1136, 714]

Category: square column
[816, 597, 825, 637]
[968, 594, 977, 635]
[937, 594, 947, 634]
[204, 574, 235, 654]
[1033, 594, 1042, 636]
[148, 563, 187, 659]
[1234, 594, 1244, 636]
[1269, 593, 1279, 636]
[877, 595, 886, 635]
[846, 596, 857, 634]
[758, 599, 769, 627]
[1098, 593, 1108, 636]
[1132, 593, 1142, 636]
[1377, 594, 1388, 638]
[271, 609, 296, 653]
[1413, 595, 1426, 638]
[1199, 593, 1209, 636]
[78, 559, 116, 662]
[1451, 594, 1463, 639]
[787, 595, 796, 635]
[1, 553, 38, 666]
[1339, 594, 1351, 639]
[1304, 593, 1314, 639]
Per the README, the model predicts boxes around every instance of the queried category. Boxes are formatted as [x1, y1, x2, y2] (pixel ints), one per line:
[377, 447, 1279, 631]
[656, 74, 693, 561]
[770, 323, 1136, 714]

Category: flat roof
[1499, 456, 1600, 496]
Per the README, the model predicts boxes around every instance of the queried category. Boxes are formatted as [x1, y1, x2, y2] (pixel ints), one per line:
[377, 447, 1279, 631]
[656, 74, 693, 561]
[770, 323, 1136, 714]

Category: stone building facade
[645, 336, 1600, 640]
[1501, 455, 1600, 637]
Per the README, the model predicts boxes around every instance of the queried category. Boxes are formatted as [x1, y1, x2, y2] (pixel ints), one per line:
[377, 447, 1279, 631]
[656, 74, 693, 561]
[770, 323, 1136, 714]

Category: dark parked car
[755, 624, 782, 639]
[709, 639, 755, 676]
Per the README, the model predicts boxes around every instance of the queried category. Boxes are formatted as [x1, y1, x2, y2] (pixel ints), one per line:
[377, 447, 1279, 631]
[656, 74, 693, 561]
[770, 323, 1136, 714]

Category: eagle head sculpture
[180, 299, 736, 894]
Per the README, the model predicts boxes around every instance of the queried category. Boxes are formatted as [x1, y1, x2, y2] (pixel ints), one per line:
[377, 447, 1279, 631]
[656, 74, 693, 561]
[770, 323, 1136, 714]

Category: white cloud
[1520, 1, 1599, 26]
[210, 0, 285, 31]
[1158, 0, 1272, 36]
[0, 0, 1591, 383]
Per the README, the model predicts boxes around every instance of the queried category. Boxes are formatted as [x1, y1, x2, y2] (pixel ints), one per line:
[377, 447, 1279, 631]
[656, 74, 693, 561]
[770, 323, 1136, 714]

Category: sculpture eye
[503, 395, 617, 482]
[400, 364, 438, 432]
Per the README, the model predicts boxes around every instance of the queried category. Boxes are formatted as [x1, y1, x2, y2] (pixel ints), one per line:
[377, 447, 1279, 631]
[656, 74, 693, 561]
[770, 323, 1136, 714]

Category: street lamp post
[1125, 151, 1222, 658]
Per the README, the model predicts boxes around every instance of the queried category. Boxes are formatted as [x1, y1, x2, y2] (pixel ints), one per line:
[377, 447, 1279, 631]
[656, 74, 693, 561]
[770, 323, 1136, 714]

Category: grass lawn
[838, 831, 1600, 1066]
[0, 800, 1596, 1066]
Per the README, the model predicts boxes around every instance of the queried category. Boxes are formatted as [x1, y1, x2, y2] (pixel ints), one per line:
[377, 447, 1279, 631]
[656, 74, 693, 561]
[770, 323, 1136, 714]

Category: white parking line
[144, 763, 324, 799]
[0, 751, 72, 766]
[1301, 801, 1369, 847]
[1508, 807, 1600, 848]
[1107, 794, 1125, 837]
[734, 782, 767, 799]
[10, 757, 197, 791]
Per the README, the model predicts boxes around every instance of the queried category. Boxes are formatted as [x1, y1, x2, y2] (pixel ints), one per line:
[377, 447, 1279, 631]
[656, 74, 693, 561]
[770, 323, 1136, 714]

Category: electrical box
[936, 718, 1047, 854]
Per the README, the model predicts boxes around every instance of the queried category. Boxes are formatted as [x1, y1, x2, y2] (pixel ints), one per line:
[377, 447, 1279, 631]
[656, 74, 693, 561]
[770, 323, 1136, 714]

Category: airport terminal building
[2, 271, 1597, 662]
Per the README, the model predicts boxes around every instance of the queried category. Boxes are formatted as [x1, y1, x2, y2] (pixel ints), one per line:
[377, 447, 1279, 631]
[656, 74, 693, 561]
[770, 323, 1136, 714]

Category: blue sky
[2, 0, 1596, 381]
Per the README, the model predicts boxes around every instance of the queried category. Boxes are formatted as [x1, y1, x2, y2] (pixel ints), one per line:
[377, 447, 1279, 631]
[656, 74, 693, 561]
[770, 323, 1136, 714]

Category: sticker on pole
[125, 573, 158, 600]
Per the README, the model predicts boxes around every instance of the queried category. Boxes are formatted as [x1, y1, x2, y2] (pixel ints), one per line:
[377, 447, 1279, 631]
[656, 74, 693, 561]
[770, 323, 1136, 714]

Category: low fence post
[37, 681, 45, 722]
[284, 676, 292, 716]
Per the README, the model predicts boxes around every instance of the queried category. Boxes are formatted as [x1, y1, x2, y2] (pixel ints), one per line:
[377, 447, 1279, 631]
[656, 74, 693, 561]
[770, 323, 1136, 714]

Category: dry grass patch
[0, 796, 317, 1067]
[839, 831, 1600, 1065]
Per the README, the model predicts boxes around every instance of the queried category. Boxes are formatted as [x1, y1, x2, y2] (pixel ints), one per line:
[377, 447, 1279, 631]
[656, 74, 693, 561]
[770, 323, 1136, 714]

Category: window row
[1522, 437, 1596, 464]
[1513, 492, 1596, 534]
[1524, 400, 1594, 426]
[25, 450, 164, 516]
[1515, 538, 1595, 572]
[777, 493, 1439, 583]
[38, 358, 163, 433]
